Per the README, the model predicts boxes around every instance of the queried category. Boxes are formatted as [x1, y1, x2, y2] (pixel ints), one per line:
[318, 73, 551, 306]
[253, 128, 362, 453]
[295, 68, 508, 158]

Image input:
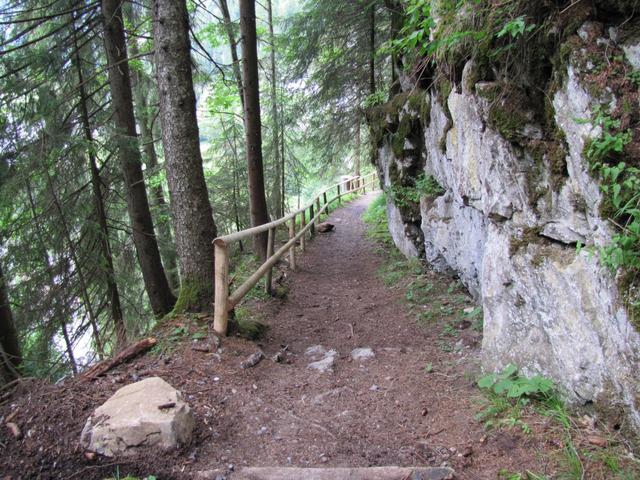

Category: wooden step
[230, 466, 455, 480]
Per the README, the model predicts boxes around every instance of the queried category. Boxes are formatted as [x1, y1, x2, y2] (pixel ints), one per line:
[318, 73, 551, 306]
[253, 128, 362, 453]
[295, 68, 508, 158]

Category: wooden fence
[212, 171, 379, 335]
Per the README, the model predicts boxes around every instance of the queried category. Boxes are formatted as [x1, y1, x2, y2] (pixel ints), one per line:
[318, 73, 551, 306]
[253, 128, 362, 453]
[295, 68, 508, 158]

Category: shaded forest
[0, 0, 390, 382]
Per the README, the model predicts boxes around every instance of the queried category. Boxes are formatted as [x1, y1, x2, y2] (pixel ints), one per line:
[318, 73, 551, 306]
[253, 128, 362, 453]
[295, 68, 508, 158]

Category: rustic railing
[212, 171, 379, 335]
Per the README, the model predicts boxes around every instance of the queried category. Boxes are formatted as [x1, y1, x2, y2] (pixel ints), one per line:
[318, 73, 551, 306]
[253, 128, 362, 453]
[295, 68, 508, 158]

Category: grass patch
[477, 365, 640, 479]
[364, 192, 479, 341]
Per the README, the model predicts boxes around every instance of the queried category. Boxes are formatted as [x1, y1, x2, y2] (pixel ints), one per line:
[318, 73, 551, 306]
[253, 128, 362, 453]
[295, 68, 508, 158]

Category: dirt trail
[0, 193, 552, 480]
[199, 193, 549, 479]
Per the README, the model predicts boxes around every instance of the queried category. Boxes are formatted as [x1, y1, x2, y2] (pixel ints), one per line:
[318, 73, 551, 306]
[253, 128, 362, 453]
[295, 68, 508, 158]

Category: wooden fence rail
[212, 171, 379, 335]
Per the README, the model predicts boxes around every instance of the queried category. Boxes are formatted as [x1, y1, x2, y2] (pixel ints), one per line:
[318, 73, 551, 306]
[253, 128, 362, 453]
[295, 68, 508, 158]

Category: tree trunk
[126, 14, 181, 293]
[355, 120, 361, 176]
[218, 0, 245, 110]
[240, 0, 270, 259]
[222, 119, 245, 251]
[135, 86, 181, 292]
[0, 262, 21, 383]
[153, 0, 218, 312]
[369, 2, 376, 95]
[384, 0, 403, 94]
[280, 98, 286, 216]
[102, 0, 176, 324]
[72, 16, 125, 349]
[267, 0, 282, 219]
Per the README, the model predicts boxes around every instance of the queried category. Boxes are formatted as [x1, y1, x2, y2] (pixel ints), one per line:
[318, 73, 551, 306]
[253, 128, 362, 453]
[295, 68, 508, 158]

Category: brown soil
[0, 194, 613, 479]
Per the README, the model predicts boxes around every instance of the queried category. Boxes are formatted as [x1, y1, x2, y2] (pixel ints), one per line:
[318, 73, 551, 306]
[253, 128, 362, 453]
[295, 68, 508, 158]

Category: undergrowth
[477, 365, 640, 479]
[387, 172, 444, 212]
[364, 192, 478, 351]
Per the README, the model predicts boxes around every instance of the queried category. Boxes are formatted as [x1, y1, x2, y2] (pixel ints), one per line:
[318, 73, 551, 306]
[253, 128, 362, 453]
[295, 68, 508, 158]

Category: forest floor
[0, 193, 637, 480]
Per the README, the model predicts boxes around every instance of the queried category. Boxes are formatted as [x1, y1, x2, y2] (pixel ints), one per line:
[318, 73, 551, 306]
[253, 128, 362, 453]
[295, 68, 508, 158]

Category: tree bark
[384, 0, 404, 94]
[240, 0, 270, 259]
[280, 98, 285, 216]
[0, 262, 21, 383]
[222, 119, 245, 251]
[355, 120, 361, 176]
[153, 0, 218, 312]
[125, 10, 181, 293]
[369, 2, 376, 95]
[134, 84, 181, 293]
[267, 0, 282, 219]
[102, 0, 176, 323]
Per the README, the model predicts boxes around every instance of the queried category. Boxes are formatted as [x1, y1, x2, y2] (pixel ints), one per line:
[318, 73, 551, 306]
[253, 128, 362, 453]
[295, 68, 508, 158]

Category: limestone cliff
[371, 16, 640, 435]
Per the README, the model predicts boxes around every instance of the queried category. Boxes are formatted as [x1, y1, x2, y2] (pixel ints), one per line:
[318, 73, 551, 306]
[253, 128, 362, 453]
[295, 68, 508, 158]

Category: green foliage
[626, 70, 640, 87]
[363, 193, 393, 245]
[364, 91, 387, 108]
[583, 106, 639, 272]
[415, 173, 445, 196]
[105, 466, 156, 480]
[387, 173, 444, 210]
[478, 364, 554, 399]
[382, 0, 544, 73]
[476, 364, 556, 433]
[498, 471, 548, 480]
[496, 15, 535, 39]
[586, 107, 632, 163]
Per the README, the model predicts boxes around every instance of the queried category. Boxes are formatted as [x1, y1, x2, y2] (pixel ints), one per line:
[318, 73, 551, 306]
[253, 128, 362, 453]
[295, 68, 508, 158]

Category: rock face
[372, 22, 640, 433]
[81, 377, 194, 457]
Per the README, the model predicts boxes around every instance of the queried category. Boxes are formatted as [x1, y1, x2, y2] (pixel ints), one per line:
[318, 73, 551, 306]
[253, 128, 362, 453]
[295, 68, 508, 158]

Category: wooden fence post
[323, 192, 329, 214]
[316, 198, 321, 223]
[213, 240, 230, 335]
[289, 214, 296, 271]
[265, 228, 274, 294]
[300, 210, 306, 251]
[310, 204, 315, 235]
[337, 184, 341, 204]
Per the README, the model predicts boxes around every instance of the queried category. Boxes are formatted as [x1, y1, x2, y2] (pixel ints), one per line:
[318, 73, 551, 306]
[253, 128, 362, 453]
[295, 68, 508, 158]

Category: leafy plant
[627, 70, 640, 87]
[415, 173, 445, 196]
[441, 322, 458, 337]
[476, 364, 556, 433]
[478, 364, 554, 399]
[496, 16, 535, 39]
[364, 90, 387, 108]
[583, 105, 639, 272]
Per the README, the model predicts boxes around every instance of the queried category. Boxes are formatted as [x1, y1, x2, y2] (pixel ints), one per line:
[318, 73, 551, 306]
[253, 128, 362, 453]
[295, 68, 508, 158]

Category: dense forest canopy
[0, 0, 388, 382]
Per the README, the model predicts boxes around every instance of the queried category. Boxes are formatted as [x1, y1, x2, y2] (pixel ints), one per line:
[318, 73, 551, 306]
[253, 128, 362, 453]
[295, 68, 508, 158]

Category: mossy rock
[509, 226, 543, 256]
[487, 95, 532, 144]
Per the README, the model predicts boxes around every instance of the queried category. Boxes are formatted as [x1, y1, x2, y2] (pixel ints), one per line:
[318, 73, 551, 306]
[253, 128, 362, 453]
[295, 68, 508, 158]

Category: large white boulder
[80, 377, 194, 457]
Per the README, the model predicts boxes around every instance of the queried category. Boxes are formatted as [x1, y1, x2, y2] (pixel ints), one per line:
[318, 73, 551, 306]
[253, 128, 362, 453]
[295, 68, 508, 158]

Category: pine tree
[240, 0, 270, 259]
[153, 0, 218, 312]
